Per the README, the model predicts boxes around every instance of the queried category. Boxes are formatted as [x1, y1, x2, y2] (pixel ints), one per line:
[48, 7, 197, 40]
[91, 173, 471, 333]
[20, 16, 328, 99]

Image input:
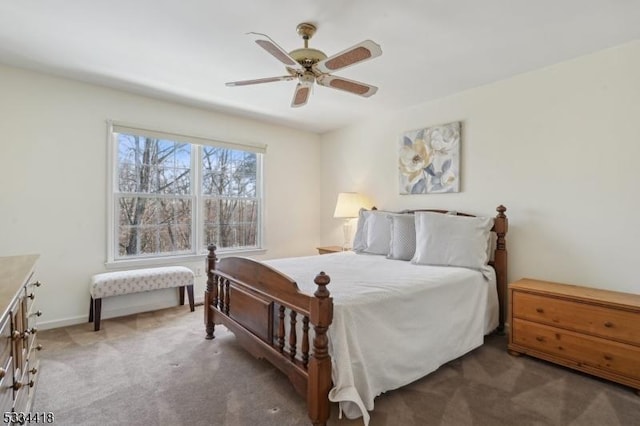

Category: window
[108, 123, 264, 264]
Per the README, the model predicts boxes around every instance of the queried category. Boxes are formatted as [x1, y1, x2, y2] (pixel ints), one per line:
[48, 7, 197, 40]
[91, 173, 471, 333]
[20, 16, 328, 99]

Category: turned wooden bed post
[205, 244, 218, 340]
[307, 271, 333, 426]
[494, 205, 508, 334]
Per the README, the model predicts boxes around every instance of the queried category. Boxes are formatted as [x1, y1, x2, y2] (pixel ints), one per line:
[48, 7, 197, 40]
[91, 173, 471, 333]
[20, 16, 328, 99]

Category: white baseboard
[38, 296, 205, 330]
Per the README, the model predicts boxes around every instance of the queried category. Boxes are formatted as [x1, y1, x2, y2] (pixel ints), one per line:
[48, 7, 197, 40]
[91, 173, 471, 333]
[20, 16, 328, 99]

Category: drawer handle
[29, 367, 38, 375]
[604, 321, 613, 328]
[31, 310, 43, 318]
[14, 380, 35, 390]
[28, 293, 35, 300]
[36, 344, 43, 351]
[32, 280, 43, 287]
[535, 308, 544, 313]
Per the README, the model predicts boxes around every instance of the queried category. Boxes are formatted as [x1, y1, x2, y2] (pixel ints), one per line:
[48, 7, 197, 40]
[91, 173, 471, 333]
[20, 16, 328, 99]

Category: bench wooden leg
[179, 285, 185, 305]
[89, 296, 94, 322]
[93, 298, 102, 331]
[186, 285, 194, 312]
[179, 285, 195, 312]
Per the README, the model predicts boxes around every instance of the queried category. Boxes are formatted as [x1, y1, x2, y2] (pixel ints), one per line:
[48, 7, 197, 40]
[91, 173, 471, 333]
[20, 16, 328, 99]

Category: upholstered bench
[89, 266, 195, 331]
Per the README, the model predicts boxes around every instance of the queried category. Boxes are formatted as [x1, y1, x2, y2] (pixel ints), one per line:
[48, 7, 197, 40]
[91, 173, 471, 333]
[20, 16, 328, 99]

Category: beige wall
[2, 40, 638, 329]
[320, 41, 640, 294]
[0, 65, 322, 328]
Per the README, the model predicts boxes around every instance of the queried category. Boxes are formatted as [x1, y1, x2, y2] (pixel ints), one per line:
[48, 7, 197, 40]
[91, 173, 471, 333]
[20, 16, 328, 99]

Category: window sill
[105, 248, 267, 270]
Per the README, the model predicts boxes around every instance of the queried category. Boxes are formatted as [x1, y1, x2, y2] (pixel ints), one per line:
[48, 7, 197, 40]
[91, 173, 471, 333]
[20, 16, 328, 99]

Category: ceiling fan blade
[247, 32, 305, 72]
[316, 74, 378, 97]
[291, 83, 311, 108]
[313, 40, 382, 74]
[226, 75, 295, 87]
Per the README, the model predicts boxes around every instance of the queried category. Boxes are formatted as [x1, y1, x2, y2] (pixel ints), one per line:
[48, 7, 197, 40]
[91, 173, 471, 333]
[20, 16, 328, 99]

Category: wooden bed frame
[204, 205, 508, 426]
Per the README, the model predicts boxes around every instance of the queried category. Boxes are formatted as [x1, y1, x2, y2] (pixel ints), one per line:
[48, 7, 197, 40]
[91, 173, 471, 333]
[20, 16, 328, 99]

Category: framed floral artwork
[399, 121, 460, 194]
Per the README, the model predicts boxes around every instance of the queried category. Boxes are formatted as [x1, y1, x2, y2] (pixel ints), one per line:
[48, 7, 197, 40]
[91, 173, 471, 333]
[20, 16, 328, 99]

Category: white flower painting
[399, 121, 460, 194]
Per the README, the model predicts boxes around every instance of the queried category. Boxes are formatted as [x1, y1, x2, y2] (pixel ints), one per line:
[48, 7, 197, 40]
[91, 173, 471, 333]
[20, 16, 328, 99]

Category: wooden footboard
[204, 245, 333, 426]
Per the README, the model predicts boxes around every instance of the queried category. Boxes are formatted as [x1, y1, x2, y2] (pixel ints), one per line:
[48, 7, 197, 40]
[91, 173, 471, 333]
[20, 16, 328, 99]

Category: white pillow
[411, 212, 494, 269]
[352, 208, 372, 252]
[363, 211, 392, 255]
[387, 214, 416, 260]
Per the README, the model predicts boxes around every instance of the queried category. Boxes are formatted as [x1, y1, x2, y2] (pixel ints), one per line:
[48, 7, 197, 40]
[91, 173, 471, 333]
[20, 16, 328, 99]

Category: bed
[204, 205, 508, 426]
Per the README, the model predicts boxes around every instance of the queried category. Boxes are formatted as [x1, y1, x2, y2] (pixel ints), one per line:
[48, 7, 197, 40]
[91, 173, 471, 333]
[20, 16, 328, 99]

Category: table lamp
[333, 192, 371, 250]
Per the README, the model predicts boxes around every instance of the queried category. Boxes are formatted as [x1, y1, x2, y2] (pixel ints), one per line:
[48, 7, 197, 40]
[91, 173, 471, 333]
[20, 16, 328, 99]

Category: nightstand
[316, 246, 345, 255]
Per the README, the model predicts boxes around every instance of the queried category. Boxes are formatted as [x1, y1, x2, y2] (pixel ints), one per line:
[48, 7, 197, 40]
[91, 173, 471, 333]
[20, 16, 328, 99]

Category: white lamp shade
[333, 192, 371, 218]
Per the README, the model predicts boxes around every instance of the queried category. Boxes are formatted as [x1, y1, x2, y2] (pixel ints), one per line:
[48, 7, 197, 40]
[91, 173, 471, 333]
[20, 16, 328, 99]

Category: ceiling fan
[226, 23, 382, 108]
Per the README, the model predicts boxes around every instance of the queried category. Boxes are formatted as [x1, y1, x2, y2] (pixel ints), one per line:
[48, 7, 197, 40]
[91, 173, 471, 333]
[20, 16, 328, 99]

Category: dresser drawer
[26, 358, 39, 409]
[0, 357, 13, 415]
[512, 290, 640, 345]
[0, 316, 10, 369]
[13, 368, 29, 413]
[512, 318, 640, 379]
[27, 333, 38, 358]
[24, 279, 41, 316]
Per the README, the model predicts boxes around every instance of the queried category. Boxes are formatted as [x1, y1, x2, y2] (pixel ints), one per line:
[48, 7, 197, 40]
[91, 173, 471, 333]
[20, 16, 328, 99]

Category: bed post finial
[207, 244, 218, 274]
[313, 271, 330, 298]
[308, 271, 333, 426]
[205, 244, 218, 340]
[497, 204, 506, 217]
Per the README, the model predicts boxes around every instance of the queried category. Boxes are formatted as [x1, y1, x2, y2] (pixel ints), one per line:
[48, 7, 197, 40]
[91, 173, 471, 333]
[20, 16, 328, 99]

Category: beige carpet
[34, 305, 640, 425]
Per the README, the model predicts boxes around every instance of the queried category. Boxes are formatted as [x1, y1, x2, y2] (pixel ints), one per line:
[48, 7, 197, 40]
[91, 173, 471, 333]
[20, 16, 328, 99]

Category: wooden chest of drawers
[0, 255, 43, 417]
[508, 278, 640, 394]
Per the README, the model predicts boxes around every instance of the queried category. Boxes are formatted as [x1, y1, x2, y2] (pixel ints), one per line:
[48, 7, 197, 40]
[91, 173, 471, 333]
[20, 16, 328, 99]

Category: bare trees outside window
[113, 129, 261, 261]
[202, 147, 258, 250]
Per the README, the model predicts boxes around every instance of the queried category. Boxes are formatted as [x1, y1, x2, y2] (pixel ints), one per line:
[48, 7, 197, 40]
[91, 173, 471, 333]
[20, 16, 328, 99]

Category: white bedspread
[265, 252, 498, 425]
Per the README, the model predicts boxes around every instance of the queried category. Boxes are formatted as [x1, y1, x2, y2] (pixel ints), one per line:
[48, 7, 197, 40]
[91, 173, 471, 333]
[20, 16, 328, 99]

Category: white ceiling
[1, 1, 639, 134]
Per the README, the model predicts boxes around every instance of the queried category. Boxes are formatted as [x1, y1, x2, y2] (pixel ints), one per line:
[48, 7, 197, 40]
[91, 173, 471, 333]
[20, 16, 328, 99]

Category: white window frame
[106, 121, 266, 268]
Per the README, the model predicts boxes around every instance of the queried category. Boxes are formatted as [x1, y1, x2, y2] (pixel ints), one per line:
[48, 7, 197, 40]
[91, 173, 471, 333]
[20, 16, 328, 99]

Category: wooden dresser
[0, 255, 43, 416]
[508, 278, 640, 394]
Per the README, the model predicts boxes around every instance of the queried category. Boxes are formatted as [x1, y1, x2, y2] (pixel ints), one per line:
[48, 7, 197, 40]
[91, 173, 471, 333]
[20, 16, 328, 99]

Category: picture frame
[398, 121, 461, 194]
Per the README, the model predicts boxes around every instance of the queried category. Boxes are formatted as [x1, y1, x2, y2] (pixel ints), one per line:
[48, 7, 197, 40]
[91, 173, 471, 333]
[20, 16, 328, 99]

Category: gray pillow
[363, 211, 392, 255]
[387, 214, 416, 260]
[411, 212, 494, 270]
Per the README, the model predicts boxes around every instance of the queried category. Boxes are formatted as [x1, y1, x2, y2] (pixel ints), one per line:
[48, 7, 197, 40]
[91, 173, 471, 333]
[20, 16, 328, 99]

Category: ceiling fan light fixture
[299, 72, 315, 85]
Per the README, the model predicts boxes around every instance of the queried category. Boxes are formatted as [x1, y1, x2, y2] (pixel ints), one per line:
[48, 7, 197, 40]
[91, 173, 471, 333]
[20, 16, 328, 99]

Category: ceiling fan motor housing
[289, 48, 327, 69]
